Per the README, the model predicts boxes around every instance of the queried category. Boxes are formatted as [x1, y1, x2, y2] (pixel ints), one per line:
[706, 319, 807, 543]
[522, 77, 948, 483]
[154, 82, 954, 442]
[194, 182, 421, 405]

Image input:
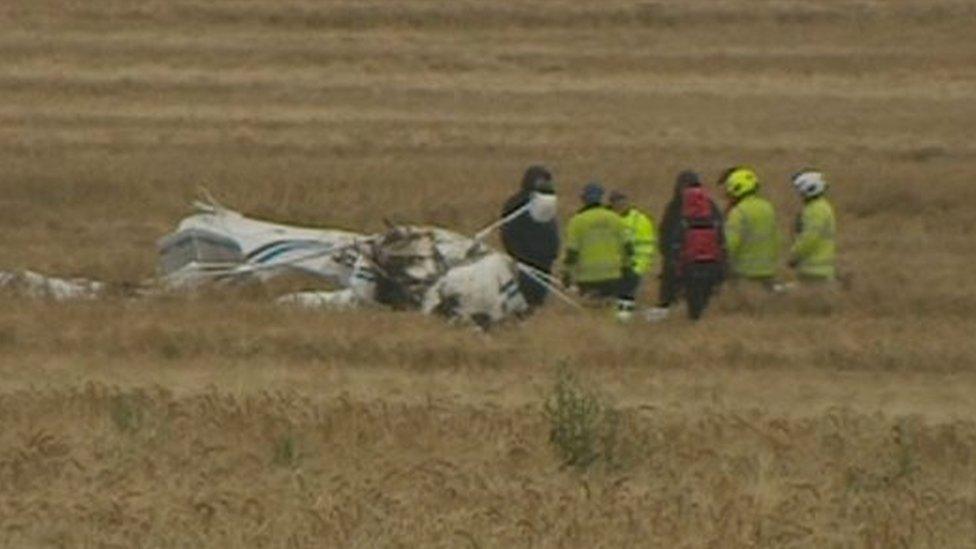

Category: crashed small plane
[1, 192, 564, 328]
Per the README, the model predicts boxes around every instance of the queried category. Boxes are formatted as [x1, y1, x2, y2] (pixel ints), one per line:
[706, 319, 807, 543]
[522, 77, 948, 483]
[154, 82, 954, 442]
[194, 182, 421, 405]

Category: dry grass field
[2, 0, 976, 546]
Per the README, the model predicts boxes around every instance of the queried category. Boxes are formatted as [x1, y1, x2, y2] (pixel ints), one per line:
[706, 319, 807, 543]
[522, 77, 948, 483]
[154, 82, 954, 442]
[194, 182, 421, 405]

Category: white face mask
[528, 192, 558, 223]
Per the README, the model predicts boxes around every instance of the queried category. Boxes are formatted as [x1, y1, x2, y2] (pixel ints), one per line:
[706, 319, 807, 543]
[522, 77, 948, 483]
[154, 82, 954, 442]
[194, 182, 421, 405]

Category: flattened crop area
[1, 1, 975, 546]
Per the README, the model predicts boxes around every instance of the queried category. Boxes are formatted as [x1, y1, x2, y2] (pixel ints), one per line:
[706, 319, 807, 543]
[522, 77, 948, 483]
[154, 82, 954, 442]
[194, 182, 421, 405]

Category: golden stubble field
[2, 1, 976, 546]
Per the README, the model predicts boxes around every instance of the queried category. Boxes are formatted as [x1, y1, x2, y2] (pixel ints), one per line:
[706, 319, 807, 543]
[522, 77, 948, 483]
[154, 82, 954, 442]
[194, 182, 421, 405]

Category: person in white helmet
[788, 169, 836, 282]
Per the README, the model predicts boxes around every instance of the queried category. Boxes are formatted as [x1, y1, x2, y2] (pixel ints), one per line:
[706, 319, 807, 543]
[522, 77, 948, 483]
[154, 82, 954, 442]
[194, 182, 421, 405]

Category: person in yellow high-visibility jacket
[788, 169, 836, 282]
[609, 190, 656, 305]
[561, 182, 633, 319]
[722, 167, 779, 287]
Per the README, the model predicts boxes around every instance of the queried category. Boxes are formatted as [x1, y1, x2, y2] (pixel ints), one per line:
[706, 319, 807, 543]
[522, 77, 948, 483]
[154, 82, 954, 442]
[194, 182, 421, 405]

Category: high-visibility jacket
[791, 196, 836, 279]
[725, 194, 779, 278]
[620, 208, 657, 276]
[564, 206, 628, 283]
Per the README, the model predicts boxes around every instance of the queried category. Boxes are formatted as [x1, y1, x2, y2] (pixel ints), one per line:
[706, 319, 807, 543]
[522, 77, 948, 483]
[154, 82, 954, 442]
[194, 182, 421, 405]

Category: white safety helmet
[791, 170, 827, 199]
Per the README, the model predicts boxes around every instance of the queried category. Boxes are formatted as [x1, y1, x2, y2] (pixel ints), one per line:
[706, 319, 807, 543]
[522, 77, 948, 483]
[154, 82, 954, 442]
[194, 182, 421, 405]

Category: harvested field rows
[2, 386, 975, 547]
[1, 0, 975, 546]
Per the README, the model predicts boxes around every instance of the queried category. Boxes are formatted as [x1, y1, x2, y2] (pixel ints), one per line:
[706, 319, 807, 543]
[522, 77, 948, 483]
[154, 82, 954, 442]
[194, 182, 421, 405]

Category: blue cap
[581, 182, 604, 204]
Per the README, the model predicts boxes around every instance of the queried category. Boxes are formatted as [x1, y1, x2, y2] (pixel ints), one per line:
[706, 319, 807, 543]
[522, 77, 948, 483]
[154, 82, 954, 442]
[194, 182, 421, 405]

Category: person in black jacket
[500, 166, 560, 308]
[651, 170, 726, 320]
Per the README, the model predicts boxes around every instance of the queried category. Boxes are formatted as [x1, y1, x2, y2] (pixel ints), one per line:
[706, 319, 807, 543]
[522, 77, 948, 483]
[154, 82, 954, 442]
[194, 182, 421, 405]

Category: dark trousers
[577, 279, 621, 299]
[659, 260, 723, 320]
[728, 275, 776, 291]
[658, 259, 681, 307]
[517, 271, 549, 308]
[684, 263, 723, 320]
[618, 271, 642, 301]
[797, 274, 833, 285]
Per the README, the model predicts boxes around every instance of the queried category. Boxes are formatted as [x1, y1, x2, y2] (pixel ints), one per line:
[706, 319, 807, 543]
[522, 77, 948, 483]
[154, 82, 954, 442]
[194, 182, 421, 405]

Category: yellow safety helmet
[724, 167, 759, 199]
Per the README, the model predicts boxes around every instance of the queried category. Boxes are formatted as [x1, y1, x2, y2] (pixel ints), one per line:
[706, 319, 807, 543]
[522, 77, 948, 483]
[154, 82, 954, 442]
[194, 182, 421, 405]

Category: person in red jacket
[649, 171, 726, 321]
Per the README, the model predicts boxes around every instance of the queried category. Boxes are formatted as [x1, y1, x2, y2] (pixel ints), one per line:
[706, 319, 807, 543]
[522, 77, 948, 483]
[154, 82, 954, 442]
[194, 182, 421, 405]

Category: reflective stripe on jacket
[565, 206, 628, 283]
[791, 196, 836, 279]
[725, 194, 779, 278]
[621, 208, 657, 275]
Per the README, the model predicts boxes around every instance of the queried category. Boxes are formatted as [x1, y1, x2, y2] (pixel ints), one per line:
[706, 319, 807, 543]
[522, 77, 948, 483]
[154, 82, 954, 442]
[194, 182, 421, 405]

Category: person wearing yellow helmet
[724, 167, 760, 201]
[721, 167, 779, 287]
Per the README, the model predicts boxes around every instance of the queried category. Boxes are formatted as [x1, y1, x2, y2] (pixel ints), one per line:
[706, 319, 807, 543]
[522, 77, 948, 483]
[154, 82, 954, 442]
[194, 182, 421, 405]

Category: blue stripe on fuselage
[248, 240, 331, 264]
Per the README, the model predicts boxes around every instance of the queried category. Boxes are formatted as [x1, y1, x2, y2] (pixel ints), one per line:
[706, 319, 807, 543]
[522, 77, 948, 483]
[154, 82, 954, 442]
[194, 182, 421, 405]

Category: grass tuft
[543, 362, 621, 471]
